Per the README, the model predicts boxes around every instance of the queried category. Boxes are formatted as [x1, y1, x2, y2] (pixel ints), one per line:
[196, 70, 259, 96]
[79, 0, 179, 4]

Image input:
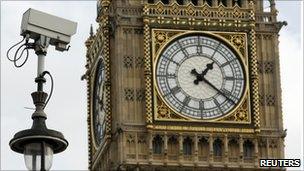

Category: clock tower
[84, 0, 286, 170]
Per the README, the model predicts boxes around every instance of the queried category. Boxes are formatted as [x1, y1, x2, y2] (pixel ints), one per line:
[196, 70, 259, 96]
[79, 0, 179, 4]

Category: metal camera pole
[35, 35, 49, 91]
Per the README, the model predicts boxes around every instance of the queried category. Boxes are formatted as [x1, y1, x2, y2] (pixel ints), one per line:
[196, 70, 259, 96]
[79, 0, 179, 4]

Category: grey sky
[1, 1, 303, 170]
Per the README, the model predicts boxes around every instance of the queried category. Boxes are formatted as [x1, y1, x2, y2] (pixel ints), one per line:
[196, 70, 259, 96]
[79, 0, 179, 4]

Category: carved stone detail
[135, 56, 145, 68]
[123, 56, 133, 68]
[136, 89, 145, 101]
[259, 94, 276, 106]
[153, 30, 183, 55]
[219, 97, 250, 122]
[123, 56, 145, 69]
[124, 88, 146, 102]
[144, 2, 255, 30]
[264, 61, 275, 74]
[124, 88, 134, 101]
[126, 134, 136, 143]
[257, 60, 275, 74]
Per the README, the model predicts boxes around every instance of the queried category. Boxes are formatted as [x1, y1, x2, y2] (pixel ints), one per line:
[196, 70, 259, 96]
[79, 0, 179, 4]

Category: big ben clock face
[92, 58, 106, 146]
[155, 33, 246, 120]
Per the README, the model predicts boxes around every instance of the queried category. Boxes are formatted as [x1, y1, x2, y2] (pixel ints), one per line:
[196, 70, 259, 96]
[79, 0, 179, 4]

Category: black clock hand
[202, 77, 236, 105]
[201, 62, 214, 76]
[191, 62, 215, 85]
[191, 69, 199, 76]
[190, 69, 200, 84]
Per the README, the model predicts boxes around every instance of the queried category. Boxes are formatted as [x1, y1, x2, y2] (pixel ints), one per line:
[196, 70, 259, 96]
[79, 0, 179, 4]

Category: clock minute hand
[202, 77, 236, 105]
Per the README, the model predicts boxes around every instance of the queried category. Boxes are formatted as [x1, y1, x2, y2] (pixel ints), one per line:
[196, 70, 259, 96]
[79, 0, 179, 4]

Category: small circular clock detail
[92, 58, 106, 146]
[155, 33, 246, 120]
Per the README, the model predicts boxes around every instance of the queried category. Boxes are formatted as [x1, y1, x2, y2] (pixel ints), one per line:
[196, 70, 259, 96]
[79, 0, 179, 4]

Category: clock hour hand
[202, 77, 236, 105]
[201, 62, 214, 76]
[191, 62, 215, 85]
[191, 69, 199, 76]
[190, 69, 200, 85]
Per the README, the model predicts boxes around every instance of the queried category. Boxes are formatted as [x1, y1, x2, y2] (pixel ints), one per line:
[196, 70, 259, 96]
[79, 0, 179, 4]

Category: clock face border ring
[153, 31, 249, 121]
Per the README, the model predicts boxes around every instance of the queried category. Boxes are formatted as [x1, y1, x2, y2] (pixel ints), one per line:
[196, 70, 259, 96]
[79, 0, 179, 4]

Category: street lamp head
[9, 124, 68, 171]
[9, 123, 68, 154]
[9, 91, 68, 170]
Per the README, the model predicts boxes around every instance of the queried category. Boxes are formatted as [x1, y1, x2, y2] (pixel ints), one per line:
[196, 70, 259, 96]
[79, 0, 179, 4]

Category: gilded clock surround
[143, 1, 261, 133]
[152, 29, 251, 123]
[145, 28, 260, 131]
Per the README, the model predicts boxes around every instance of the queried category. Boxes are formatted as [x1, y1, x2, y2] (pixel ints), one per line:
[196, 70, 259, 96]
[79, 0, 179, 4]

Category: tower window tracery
[168, 136, 178, 155]
[198, 137, 209, 159]
[213, 138, 223, 157]
[153, 135, 163, 154]
[228, 139, 239, 161]
[243, 140, 254, 159]
[183, 137, 192, 155]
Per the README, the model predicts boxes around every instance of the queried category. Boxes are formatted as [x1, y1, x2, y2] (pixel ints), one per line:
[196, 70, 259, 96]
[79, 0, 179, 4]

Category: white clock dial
[155, 34, 246, 119]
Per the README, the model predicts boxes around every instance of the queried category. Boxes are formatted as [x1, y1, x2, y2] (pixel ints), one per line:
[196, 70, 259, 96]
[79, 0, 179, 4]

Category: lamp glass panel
[24, 142, 53, 171]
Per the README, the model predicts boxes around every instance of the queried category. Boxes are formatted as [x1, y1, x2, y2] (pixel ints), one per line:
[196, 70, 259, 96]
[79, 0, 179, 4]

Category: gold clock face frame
[153, 30, 250, 122]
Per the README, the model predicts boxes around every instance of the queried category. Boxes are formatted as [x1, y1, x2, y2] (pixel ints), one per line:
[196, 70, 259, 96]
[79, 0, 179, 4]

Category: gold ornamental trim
[151, 29, 251, 124]
[144, 28, 260, 129]
[143, 2, 255, 30]
[147, 125, 255, 134]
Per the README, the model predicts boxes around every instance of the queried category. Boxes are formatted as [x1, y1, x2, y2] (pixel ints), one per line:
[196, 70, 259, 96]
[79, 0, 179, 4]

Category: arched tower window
[152, 135, 163, 154]
[168, 136, 178, 155]
[198, 137, 209, 161]
[213, 138, 223, 156]
[243, 140, 254, 158]
[228, 139, 239, 162]
[183, 137, 192, 155]
[191, 0, 198, 5]
[176, 0, 184, 5]
[259, 140, 267, 158]
[161, 0, 170, 4]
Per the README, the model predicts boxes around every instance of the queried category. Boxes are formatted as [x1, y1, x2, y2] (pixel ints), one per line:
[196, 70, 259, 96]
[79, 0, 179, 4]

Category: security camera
[21, 8, 77, 51]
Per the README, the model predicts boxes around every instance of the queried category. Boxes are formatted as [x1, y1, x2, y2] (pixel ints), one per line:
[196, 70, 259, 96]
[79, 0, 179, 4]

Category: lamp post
[9, 89, 68, 170]
[9, 37, 68, 171]
[8, 8, 77, 170]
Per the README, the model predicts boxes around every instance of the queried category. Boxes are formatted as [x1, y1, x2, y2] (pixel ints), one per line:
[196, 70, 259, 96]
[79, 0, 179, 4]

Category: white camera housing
[21, 8, 77, 50]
